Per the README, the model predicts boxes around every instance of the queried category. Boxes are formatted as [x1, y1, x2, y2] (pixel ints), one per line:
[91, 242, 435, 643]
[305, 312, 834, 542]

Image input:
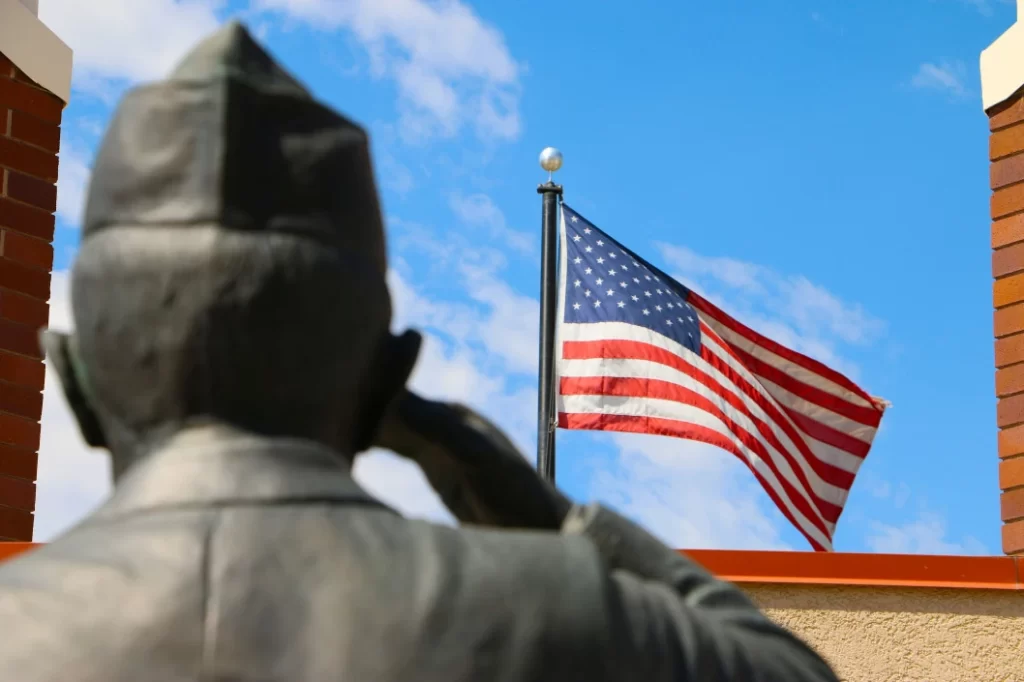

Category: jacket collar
[92, 424, 394, 519]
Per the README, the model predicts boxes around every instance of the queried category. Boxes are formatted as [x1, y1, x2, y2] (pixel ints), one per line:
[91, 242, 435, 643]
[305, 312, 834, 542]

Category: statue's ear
[350, 328, 422, 454]
[39, 330, 108, 449]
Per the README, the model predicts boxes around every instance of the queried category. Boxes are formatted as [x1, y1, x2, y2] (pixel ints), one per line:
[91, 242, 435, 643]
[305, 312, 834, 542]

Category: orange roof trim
[0, 543, 36, 562]
[686, 549, 1022, 590]
[2, 543, 1020, 590]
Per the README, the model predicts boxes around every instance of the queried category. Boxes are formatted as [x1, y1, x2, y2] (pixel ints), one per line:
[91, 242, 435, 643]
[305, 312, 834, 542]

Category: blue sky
[32, 0, 1015, 554]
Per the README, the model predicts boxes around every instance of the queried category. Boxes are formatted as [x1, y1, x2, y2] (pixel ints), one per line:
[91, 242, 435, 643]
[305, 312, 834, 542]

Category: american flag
[554, 204, 887, 551]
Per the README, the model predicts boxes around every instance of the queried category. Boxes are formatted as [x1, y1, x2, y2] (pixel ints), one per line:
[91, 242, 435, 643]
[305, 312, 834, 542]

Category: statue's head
[45, 21, 421, 476]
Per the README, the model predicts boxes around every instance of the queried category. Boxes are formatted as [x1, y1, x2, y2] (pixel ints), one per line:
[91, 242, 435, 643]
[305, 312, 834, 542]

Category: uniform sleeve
[561, 502, 840, 682]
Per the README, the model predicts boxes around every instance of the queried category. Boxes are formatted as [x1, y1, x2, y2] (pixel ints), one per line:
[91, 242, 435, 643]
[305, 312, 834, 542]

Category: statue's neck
[106, 418, 354, 483]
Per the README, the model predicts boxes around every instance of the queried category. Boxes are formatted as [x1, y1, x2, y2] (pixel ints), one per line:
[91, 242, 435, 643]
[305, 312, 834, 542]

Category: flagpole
[536, 147, 563, 483]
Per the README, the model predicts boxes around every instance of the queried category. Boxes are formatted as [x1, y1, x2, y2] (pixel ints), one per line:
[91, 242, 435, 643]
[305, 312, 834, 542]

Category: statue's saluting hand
[373, 383, 573, 531]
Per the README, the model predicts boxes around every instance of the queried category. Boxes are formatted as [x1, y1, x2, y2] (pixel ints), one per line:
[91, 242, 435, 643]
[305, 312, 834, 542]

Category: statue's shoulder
[399, 517, 604, 588]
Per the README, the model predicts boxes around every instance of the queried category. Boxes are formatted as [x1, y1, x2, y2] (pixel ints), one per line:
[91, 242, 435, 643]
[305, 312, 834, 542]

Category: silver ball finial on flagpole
[539, 147, 563, 182]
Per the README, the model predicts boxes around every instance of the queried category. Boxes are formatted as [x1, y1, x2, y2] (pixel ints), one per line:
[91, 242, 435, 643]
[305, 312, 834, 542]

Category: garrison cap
[82, 20, 387, 274]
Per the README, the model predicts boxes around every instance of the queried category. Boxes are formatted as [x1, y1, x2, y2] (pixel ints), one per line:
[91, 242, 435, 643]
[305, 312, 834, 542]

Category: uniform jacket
[0, 426, 838, 681]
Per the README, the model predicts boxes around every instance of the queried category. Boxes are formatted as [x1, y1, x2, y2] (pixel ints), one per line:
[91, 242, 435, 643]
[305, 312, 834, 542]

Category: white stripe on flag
[559, 393, 835, 550]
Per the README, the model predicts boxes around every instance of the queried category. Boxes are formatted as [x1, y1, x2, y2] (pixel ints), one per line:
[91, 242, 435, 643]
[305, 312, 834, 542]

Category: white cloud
[387, 227, 539, 378]
[354, 264, 544, 524]
[449, 192, 533, 254]
[351, 449, 451, 522]
[34, 272, 113, 541]
[459, 265, 539, 374]
[655, 245, 766, 294]
[39, 0, 225, 95]
[54, 141, 90, 229]
[378, 152, 416, 197]
[75, 119, 105, 138]
[861, 473, 912, 509]
[865, 511, 987, 556]
[853, 471, 985, 555]
[910, 60, 969, 99]
[251, 0, 522, 142]
[656, 242, 884, 378]
[590, 433, 791, 550]
[388, 264, 538, 451]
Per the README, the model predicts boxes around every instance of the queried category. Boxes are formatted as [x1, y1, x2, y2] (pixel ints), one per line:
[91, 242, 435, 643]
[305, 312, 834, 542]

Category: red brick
[993, 241, 1024, 278]
[0, 381, 41, 420]
[0, 411, 39, 449]
[1, 230, 52, 271]
[992, 182, 1024, 219]
[1001, 457, 1024, 490]
[1003, 518, 1024, 554]
[0, 318, 42, 357]
[8, 111, 60, 154]
[0, 505, 32, 540]
[0, 350, 43, 388]
[995, 302, 1024, 338]
[998, 392, 1024, 427]
[0, 289, 47, 327]
[12, 67, 39, 88]
[991, 122, 1024, 161]
[0, 258, 51, 299]
[0, 474, 33, 512]
[0, 442, 36, 480]
[996, 363, 1024, 397]
[5, 170, 55, 212]
[990, 96, 1024, 131]
[0, 196, 54, 241]
[991, 153, 1024, 190]
[994, 271, 1024, 307]
[1003, 487, 1024, 521]
[0, 77, 62, 125]
[993, 213, 1024, 249]
[0, 136, 57, 182]
[996, 333, 1024, 368]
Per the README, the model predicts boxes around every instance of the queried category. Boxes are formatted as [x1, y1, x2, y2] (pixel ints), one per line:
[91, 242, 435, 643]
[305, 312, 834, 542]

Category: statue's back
[0, 429, 610, 682]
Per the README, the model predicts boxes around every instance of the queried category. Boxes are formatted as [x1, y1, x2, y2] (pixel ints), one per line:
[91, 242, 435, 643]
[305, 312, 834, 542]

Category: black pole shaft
[536, 181, 562, 483]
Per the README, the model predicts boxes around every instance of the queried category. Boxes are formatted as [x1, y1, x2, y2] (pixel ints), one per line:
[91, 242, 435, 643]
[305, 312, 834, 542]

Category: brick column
[0, 52, 61, 540]
[981, 0, 1024, 555]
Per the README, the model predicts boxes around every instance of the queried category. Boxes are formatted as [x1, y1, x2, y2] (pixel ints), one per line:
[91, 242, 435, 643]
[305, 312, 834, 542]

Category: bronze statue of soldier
[0, 22, 839, 682]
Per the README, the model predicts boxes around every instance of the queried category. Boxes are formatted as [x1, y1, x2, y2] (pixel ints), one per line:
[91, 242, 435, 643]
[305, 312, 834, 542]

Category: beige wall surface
[747, 584, 1024, 682]
[0, 0, 72, 104]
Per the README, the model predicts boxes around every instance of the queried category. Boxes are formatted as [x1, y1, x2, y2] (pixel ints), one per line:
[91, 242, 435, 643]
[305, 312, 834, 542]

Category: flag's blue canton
[561, 204, 702, 354]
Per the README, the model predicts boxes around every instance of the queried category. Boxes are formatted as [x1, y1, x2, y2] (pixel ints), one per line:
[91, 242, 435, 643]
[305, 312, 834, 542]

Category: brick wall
[989, 90, 1024, 555]
[0, 51, 61, 541]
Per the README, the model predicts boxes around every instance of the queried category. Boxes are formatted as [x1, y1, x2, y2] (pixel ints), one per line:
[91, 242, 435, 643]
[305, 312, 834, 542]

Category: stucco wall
[747, 583, 1024, 682]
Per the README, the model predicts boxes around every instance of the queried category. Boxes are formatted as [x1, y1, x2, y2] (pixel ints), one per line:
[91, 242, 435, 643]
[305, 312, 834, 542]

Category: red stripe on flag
[728, 344, 882, 427]
[557, 411, 830, 552]
[696, 322, 872, 459]
[694, 342, 864, 479]
[562, 340, 846, 519]
[560, 374, 834, 535]
[689, 291, 881, 409]
[564, 338, 858, 490]
[781, 409, 872, 459]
